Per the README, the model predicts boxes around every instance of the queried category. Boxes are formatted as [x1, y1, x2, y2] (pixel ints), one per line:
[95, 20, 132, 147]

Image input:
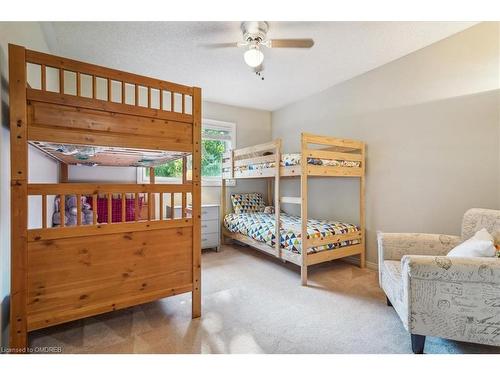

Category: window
[137, 119, 236, 186]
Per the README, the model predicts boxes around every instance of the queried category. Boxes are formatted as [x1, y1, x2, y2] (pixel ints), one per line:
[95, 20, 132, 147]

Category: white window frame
[137, 118, 236, 186]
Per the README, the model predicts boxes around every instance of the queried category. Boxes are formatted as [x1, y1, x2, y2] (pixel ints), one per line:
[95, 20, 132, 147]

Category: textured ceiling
[43, 21, 476, 111]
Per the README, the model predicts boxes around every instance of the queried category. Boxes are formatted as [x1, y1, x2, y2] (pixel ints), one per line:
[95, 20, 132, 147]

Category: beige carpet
[29, 244, 500, 354]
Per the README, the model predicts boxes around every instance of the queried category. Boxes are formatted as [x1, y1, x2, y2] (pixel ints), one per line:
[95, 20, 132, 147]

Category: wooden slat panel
[307, 244, 364, 266]
[134, 193, 139, 222]
[28, 218, 192, 242]
[233, 169, 276, 179]
[233, 154, 276, 167]
[280, 196, 301, 205]
[305, 149, 363, 162]
[27, 227, 193, 330]
[60, 163, 68, 183]
[159, 193, 164, 220]
[92, 194, 97, 225]
[121, 193, 126, 223]
[147, 193, 152, 221]
[28, 285, 192, 332]
[59, 68, 64, 94]
[26, 49, 194, 96]
[76, 194, 82, 226]
[92, 75, 96, 99]
[308, 231, 362, 248]
[233, 140, 279, 157]
[302, 132, 364, 150]
[60, 194, 65, 228]
[107, 193, 112, 224]
[28, 183, 191, 195]
[280, 166, 301, 177]
[41, 194, 47, 228]
[28, 122, 193, 153]
[41, 64, 46, 91]
[27, 89, 194, 124]
[76, 72, 81, 96]
[107, 78, 111, 101]
[170, 193, 175, 219]
[306, 165, 363, 177]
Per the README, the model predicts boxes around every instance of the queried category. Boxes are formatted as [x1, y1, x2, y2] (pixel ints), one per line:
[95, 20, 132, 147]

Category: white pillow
[447, 228, 496, 257]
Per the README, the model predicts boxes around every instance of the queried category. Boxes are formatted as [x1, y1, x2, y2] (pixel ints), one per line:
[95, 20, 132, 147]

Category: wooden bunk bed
[221, 133, 365, 286]
[8, 44, 202, 350]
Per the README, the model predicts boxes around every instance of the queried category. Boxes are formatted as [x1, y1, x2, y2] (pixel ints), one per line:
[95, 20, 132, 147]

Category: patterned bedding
[233, 153, 360, 173]
[224, 212, 360, 254]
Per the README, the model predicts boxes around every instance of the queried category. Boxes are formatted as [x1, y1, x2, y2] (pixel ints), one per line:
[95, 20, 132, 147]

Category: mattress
[224, 212, 360, 254]
[233, 153, 360, 173]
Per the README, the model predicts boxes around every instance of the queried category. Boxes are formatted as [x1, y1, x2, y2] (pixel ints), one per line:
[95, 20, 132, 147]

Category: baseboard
[342, 255, 378, 271]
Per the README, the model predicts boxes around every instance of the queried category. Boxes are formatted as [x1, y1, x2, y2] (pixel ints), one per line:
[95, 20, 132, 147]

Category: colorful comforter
[224, 212, 360, 254]
[233, 153, 360, 173]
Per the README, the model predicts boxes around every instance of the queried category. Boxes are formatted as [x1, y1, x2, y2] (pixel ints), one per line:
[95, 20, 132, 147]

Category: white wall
[0, 21, 58, 349]
[272, 22, 500, 267]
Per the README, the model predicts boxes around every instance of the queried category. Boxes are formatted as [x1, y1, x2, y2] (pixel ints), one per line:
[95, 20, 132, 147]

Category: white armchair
[377, 208, 500, 353]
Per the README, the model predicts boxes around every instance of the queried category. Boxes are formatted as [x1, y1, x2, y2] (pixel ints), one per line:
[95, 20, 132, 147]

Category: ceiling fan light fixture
[243, 47, 264, 68]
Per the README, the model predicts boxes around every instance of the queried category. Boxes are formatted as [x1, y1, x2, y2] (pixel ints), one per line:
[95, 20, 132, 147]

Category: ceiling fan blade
[267, 39, 314, 48]
[200, 41, 248, 49]
[200, 42, 240, 49]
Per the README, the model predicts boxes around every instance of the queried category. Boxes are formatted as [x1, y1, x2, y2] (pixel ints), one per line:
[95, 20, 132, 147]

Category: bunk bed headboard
[8, 44, 202, 350]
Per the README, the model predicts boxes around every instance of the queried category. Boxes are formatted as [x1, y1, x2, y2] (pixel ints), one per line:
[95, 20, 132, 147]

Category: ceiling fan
[206, 22, 315, 73]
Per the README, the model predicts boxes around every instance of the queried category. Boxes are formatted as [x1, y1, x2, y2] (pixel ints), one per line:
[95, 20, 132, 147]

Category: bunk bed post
[300, 133, 308, 286]
[9, 44, 29, 350]
[221, 177, 226, 245]
[359, 143, 366, 268]
[191, 87, 202, 318]
[274, 140, 281, 258]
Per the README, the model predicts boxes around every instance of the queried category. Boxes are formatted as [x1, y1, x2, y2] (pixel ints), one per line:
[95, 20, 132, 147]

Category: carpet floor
[29, 244, 500, 354]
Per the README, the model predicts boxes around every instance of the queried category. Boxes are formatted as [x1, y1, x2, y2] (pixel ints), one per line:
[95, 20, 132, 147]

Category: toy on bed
[52, 195, 94, 226]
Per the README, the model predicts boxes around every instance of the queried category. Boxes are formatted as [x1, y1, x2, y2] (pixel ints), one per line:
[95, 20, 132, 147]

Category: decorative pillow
[231, 193, 265, 214]
[447, 228, 496, 257]
[263, 206, 275, 214]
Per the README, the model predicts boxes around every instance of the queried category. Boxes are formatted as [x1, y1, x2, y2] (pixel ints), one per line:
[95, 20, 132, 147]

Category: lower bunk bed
[223, 209, 363, 267]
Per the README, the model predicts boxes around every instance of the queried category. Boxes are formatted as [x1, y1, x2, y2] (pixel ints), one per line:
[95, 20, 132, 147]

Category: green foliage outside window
[148, 138, 227, 178]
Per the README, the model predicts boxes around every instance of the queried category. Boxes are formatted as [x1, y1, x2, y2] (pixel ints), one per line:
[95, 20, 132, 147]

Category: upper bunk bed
[9, 44, 202, 350]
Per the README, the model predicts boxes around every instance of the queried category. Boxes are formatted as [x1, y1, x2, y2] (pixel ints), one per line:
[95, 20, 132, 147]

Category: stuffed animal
[52, 195, 94, 226]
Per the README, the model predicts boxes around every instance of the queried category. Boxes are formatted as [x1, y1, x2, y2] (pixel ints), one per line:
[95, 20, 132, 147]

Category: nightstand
[168, 203, 220, 252]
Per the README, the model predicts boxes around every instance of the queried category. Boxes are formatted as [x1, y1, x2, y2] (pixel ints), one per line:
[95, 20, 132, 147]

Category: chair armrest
[377, 232, 461, 261]
[402, 255, 500, 283]
[401, 255, 500, 343]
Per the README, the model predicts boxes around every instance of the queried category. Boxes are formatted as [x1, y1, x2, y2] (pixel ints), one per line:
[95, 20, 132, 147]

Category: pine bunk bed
[8, 44, 202, 351]
[221, 133, 365, 286]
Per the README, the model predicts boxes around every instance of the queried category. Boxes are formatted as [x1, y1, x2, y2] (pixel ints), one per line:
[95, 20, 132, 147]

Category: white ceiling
[43, 21, 476, 111]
